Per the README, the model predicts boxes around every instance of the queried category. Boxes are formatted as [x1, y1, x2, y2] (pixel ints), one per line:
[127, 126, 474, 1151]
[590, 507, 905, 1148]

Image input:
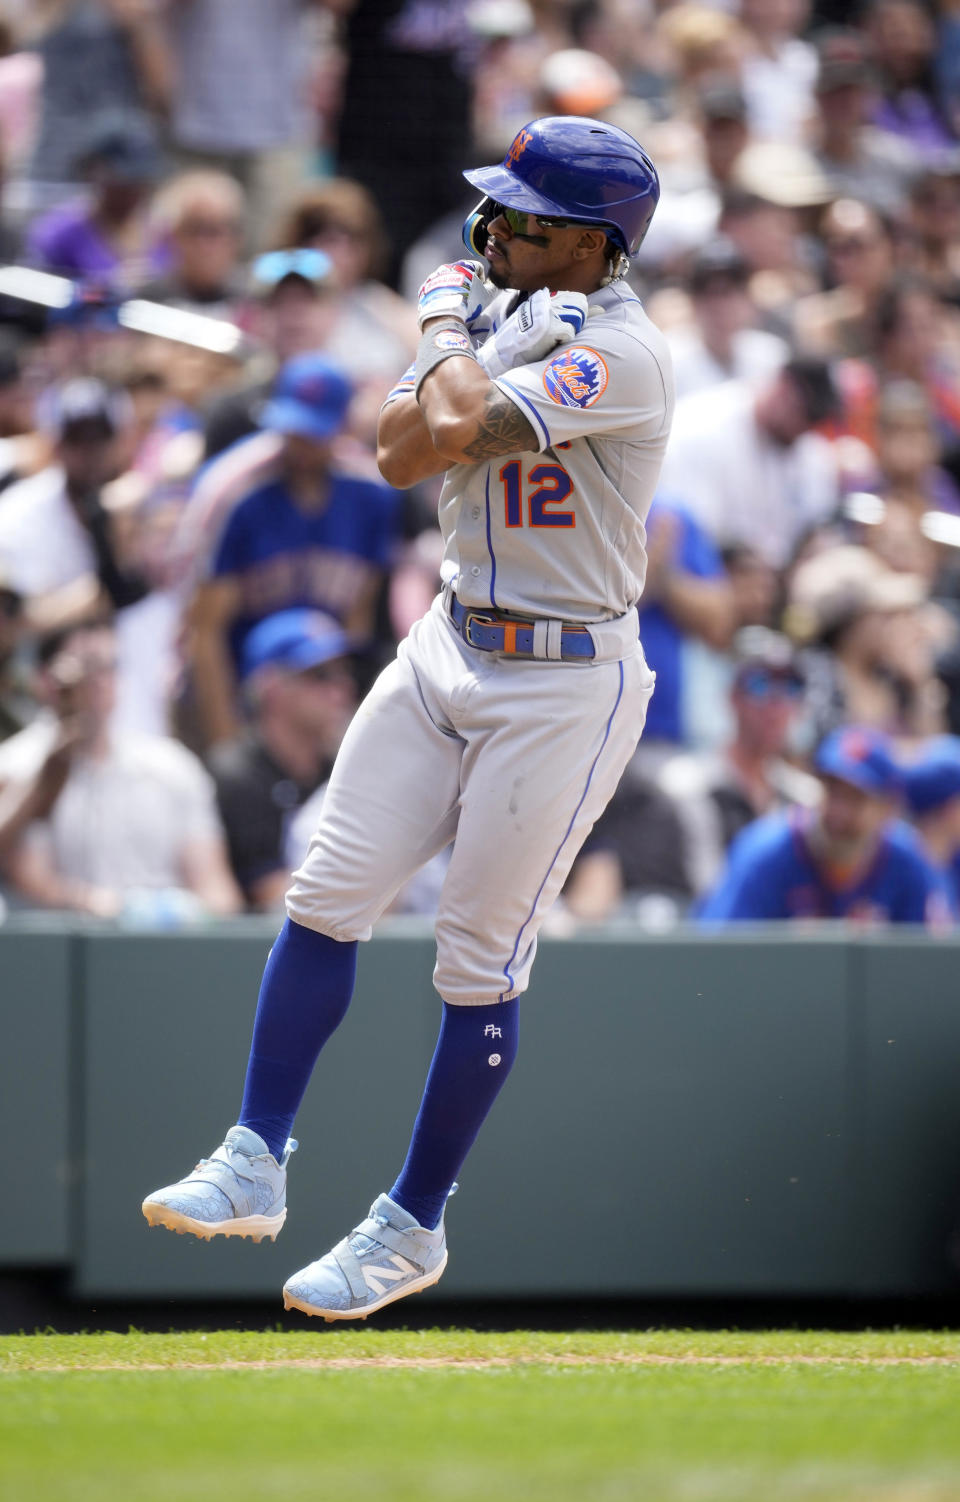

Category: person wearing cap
[208, 609, 357, 912]
[657, 356, 841, 569]
[903, 734, 960, 916]
[668, 236, 790, 399]
[26, 107, 167, 288]
[659, 628, 820, 898]
[0, 618, 242, 920]
[0, 376, 150, 627]
[188, 353, 402, 748]
[201, 248, 337, 462]
[811, 26, 918, 218]
[700, 725, 943, 924]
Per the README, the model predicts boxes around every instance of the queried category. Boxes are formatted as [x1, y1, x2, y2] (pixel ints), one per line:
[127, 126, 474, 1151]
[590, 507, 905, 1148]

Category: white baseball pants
[286, 596, 655, 1003]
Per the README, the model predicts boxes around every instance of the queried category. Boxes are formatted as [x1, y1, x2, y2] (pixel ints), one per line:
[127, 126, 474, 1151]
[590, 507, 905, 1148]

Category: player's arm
[377, 394, 456, 490]
[417, 351, 538, 464]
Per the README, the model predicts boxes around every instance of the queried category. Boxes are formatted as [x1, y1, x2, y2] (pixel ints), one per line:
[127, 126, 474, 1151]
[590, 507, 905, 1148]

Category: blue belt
[447, 593, 595, 660]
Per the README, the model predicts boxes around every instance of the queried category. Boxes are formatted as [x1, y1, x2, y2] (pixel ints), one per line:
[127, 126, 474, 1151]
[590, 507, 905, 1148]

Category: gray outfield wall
[2, 916, 960, 1303]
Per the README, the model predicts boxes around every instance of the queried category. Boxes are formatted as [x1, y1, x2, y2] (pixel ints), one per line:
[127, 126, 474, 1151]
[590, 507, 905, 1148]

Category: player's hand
[416, 260, 495, 332]
[477, 289, 589, 379]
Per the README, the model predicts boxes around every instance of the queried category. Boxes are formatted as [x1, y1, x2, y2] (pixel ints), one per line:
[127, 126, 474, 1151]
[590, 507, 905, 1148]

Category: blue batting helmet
[461, 116, 659, 259]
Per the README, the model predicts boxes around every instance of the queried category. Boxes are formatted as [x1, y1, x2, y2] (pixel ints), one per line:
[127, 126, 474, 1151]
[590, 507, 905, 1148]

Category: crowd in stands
[0, 0, 959, 930]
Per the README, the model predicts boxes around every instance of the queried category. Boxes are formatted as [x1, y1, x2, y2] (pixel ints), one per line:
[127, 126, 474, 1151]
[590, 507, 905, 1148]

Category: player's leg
[281, 645, 654, 1318]
[143, 612, 468, 1241]
[385, 647, 654, 1218]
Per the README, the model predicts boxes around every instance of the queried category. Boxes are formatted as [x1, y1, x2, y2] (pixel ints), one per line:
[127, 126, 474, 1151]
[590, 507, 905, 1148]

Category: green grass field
[3, 1329, 960, 1502]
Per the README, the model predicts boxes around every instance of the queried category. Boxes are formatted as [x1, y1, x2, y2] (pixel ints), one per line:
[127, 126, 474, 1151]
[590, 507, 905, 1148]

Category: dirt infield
[18, 1353, 960, 1373]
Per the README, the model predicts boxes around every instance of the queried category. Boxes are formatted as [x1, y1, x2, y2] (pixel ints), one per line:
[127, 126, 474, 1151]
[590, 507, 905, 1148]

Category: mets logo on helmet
[543, 347, 609, 408]
[507, 128, 533, 165]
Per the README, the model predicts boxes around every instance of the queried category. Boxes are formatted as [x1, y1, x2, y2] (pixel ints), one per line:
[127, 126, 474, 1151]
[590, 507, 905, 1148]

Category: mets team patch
[543, 347, 609, 408]
[434, 329, 472, 351]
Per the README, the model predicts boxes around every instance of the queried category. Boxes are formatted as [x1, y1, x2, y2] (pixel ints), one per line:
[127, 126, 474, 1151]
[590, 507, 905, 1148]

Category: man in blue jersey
[700, 725, 944, 925]
[903, 736, 960, 920]
[187, 353, 402, 747]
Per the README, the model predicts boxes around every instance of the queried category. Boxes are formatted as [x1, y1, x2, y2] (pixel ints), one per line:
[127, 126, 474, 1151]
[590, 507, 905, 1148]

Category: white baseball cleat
[141, 1125, 296, 1242]
[282, 1192, 448, 1321]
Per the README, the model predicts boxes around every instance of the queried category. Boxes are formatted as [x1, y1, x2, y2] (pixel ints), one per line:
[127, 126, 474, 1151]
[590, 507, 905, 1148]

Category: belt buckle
[463, 610, 496, 650]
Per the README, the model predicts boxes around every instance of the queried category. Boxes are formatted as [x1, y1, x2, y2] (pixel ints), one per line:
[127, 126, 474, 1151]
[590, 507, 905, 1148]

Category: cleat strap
[331, 1239, 371, 1301]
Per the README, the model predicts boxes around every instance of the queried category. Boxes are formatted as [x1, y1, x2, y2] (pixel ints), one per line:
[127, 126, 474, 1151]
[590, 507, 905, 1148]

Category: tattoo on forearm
[462, 389, 536, 461]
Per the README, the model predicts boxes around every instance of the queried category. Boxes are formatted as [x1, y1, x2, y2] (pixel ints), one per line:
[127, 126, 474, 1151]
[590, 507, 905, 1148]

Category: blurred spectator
[902, 733, 960, 914]
[200, 247, 336, 461]
[666, 237, 790, 398]
[658, 357, 841, 568]
[0, 576, 31, 742]
[273, 178, 418, 429]
[697, 75, 749, 189]
[794, 198, 896, 358]
[187, 353, 402, 747]
[26, 108, 166, 286]
[716, 188, 815, 321]
[23, 0, 171, 206]
[907, 164, 960, 307]
[636, 76, 749, 271]
[810, 27, 918, 217]
[209, 608, 356, 910]
[659, 629, 820, 897]
[336, 0, 477, 287]
[865, 0, 956, 159]
[161, 0, 316, 247]
[562, 759, 692, 927]
[637, 494, 735, 747]
[739, 0, 816, 145]
[699, 725, 944, 923]
[786, 543, 946, 738]
[839, 276, 960, 476]
[870, 379, 960, 517]
[138, 169, 246, 317]
[0, 377, 146, 625]
[657, 5, 749, 107]
[0, 618, 241, 917]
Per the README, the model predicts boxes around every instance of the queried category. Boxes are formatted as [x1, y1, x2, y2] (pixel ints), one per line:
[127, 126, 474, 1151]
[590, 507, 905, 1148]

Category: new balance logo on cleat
[361, 1254, 418, 1297]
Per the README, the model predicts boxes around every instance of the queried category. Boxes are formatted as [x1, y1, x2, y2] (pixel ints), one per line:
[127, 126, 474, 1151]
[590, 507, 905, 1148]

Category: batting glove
[416, 259, 496, 332]
[477, 289, 589, 379]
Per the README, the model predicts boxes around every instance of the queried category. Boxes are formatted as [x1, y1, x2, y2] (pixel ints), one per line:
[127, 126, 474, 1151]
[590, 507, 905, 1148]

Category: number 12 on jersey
[500, 461, 576, 528]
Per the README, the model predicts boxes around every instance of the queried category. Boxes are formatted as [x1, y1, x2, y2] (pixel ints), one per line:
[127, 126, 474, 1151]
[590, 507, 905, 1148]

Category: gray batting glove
[416, 259, 497, 332]
[477, 289, 590, 379]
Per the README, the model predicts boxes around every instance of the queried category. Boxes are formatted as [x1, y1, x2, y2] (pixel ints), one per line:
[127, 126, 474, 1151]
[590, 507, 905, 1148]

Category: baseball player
[142, 116, 672, 1320]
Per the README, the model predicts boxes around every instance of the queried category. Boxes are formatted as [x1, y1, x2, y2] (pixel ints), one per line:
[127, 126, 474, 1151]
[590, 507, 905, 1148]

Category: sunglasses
[490, 202, 577, 237]
[738, 668, 804, 701]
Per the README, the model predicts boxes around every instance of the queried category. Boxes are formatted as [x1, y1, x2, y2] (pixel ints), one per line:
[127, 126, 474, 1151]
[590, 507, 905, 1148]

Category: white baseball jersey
[288, 274, 674, 1003]
[389, 279, 674, 622]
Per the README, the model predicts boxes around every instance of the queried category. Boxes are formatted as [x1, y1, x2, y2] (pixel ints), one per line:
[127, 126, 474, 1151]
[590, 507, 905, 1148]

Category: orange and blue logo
[506, 128, 533, 166]
[543, 347, 609, 408]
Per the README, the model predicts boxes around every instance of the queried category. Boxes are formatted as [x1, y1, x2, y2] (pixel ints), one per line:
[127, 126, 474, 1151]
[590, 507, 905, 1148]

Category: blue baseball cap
[903, 736, 960, 814]
[259, 353, 353, 441]
[240, 609, 351, 681]
[814, 727, 903, 798]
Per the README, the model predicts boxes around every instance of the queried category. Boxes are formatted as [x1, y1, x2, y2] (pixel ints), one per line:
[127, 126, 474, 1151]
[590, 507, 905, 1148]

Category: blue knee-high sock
[238, 918, 357, 1160]
[390, 999, 520, 1230]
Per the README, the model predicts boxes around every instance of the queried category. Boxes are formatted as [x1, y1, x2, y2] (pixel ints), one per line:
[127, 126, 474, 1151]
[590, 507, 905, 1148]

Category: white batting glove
[416, 259, 496, 332]
[477, 289, 589, 379]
